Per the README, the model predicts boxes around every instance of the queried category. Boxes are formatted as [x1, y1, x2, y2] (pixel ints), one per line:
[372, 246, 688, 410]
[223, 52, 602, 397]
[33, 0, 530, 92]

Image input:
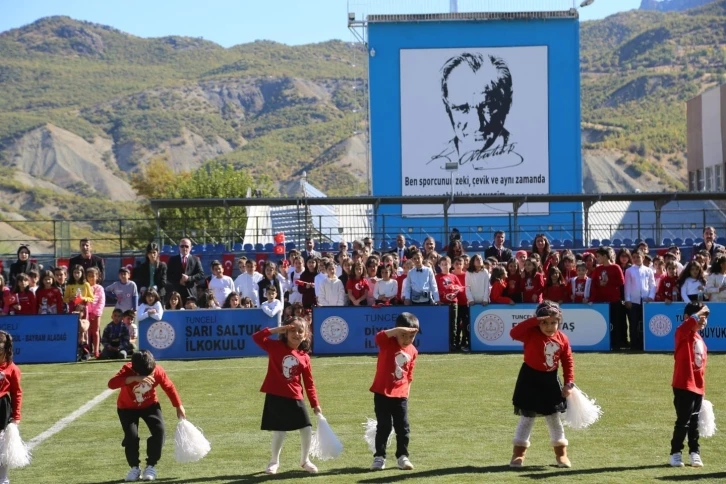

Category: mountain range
[0, 1, 725, 250]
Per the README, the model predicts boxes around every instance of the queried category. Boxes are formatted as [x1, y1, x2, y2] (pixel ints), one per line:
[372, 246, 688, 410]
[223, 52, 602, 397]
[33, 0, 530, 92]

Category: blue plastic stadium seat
[634, 238, 643, 246]
[673, 238, 683, 247]
[520, 240, 531, 249]
[191, 245, 204, 254]
[215, 243, 226, 253]
[718, 237, 726, 246]
[612, 239, 622, 248]
[645, 238, 656, 248]
[695, 237, 704, 245]
[254, 243, 264, 252]
[462, 240, 470, 249]
[591, 239, 600, 248]
[320, 242, 331, 251]
[481, 240, 491, 249]
[552, 239, 563, 248]
[203, 243, 214, 253]
[601, 239, 611, 247]
[264, 243, 274, 252]
[379, 241, 388, 250]
[685, 238, 694, 246]
[563, 239, 573, 249]
[233, 243, 243, 251]
[623, 238, 633, 247]
[661, 238, 672, 248]
[162, 245, 172, 254]
[471, 241, 481, 250]
[285, 242, 296, 250]
[243, 244, 254, 252]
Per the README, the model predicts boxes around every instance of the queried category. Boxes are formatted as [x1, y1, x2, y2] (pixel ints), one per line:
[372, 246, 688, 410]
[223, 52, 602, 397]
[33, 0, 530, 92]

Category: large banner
[312, 306, 450, 355]
[400, 46, 549, 216]
[139, 309, 278, 360]
[644, 302, 726, 351]
[470, 304, 610, 352]
[0, 315, 78, 364]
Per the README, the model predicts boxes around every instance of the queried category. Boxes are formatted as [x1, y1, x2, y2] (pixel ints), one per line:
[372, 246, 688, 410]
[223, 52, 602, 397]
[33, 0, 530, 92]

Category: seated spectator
[100, 308, 134, 360]
[122, 309, 137, 344]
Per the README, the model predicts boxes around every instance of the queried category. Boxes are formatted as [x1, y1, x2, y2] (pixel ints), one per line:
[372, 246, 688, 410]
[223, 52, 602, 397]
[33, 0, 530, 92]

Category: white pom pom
[699, 399, 717, 438]
[362, 418, 392, 454]
[0, 423, 31, 469]
[174, 419, 211, 463]
[310, 414, 343, 461]
[563, 386, 603, 429]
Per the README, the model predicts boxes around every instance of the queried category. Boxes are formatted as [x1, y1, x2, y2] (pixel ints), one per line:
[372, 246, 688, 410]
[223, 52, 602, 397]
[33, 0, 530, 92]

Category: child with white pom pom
[669, 302, 709, 468]
[253, 317, 321, 475]
[509, 301, 574, 469]
[0, 331, 23, 484]
[108, 350, 185, 482]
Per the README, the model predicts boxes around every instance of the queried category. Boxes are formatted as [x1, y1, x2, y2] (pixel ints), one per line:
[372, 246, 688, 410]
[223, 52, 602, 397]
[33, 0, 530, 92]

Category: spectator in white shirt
[624, 251, 656, 350]
[402, 250, 439, 305]
[234, 259, 263, 307]
[260, 285, 283, 326]
[317, 261, 345, 306]
[314, 257, 329, 300]
[374, 265, 398, 304]
[137, 289, 164, 321]
[705, 255, 726, 302]
[678, 261, 707, 303]
[208, 260, 235, 306]
[287, 256, 305, 305]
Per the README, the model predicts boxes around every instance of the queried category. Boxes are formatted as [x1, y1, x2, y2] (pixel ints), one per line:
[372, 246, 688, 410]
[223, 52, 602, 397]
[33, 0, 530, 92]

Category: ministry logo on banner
[400, 46, 549, 216]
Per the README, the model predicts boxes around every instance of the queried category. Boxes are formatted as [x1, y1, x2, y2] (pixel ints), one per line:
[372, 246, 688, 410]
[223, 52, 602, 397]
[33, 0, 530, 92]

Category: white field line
[27, 389, 115, 450]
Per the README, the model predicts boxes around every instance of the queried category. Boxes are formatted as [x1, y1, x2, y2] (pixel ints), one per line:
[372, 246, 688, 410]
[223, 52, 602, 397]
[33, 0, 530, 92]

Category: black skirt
[512, 363, 566, 417]
[261, 393, 311, 431]
[0, 394, 11, 432]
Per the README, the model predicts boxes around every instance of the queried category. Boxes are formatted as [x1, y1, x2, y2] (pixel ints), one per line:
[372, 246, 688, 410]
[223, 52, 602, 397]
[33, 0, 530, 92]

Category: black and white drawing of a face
[441, 53, 513, 154]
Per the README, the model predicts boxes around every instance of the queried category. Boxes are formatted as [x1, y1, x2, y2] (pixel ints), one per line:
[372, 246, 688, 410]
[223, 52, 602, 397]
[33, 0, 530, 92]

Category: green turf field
[11, 350, 726, 484]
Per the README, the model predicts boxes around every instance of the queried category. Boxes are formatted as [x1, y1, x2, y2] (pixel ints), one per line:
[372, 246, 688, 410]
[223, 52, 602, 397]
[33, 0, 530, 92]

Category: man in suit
[166, 238, 205, 302]
[695, 226, 725, 258]
[389, 234, 413, 261]
[301, 238, 321, 260]
[484, 230, 513, 262]
[69, 238, 106, 282]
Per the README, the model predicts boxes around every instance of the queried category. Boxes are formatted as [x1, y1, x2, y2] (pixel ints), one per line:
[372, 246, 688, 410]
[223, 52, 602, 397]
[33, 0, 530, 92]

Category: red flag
[122, 257, 136, 277]
[56, 258, 70, 270]
[159, 254, 170, 265]
[222, 253, 235, 276]
[256, 253, 267, 267]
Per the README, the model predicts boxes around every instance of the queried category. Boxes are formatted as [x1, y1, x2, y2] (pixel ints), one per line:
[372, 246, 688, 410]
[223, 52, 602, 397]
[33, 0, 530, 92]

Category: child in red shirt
[490, 267, 514, 304]
[35, 270, 64, 314]
[370, 313, 419, 472]
[436, 257, 463, 350]
[108, 350, 185, 482]
[346, 261, 369, 307]
[522, 257, 545, 304]
[669, 302, 709, 468]
[253, 317, 321, 475]
[451, 257, 469, 349]
[656, 261, 680, 303]
[505, 259, 522, 303]
[570, 262, 591, 303]
[10, 274, 36, 315]
[589, 248, 625, 350]
[509, 301, 574, 469]
[543, 267, 568, 304]
[0, 331, 23, 484]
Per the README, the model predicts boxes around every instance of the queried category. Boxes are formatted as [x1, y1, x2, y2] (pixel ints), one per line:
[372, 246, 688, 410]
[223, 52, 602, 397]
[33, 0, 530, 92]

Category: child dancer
[370, 312, 419, 471]
[669, 302, 709, 468]
[0, 331, 22, 484]
[510, 301, 574, 469]
[108, 350, 185, 481]
[253, 318, 321, 475]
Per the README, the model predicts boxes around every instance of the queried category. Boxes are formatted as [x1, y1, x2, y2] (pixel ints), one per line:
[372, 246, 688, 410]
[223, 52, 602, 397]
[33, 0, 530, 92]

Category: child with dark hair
[669, 302, 709, 468]
[10, 273, 36, 315]
[369, 312, 419, 472]
[543, 267, 568, 304]
[166, 291, 184, 310]
[105, 267, 138, 313]
[253, 317, 321, 475]
[490, 266, 514, 305]
[100, 308, 133, 360]
[261, 285, 283, 326]
[86, 267, 106, 358]
[570, 262, 591, 304]
[656, 261, 681, 303]
[36, 270, 64, 315]
[137, 289, 164, 322]
[678, 261, 707, 303]
[522, 257, 545, 304]
[108, 350, 185, 481]
[509, 301, 574, 469]
[590, 247, 625, 350]
[122, 310, 138, 343]
[0, 331, 22, 484]
[223, 291, 242, 308]
[240, 296, 253, 308]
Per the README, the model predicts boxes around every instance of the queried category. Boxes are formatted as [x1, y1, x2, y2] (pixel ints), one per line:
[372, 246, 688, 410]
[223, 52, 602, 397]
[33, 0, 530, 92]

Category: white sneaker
[301, 460, 318, 473]
[371, 456, 386, 470]
[690, 452, 704, 467]
[125, 467, 142, 481]
[265, 461, 279, 474]
[669, 453, 685, 467]
[397, 456, 414, 470]
[141, 465, 157, 481]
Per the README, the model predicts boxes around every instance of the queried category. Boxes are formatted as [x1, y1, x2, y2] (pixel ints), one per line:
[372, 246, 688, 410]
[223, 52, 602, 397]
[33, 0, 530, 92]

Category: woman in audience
[133, 243, 168, 302]
[8, 245, 38, 287]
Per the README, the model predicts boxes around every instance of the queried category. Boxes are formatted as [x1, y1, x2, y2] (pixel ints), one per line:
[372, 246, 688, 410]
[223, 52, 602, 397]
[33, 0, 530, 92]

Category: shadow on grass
[520, 464, 670, 480]
[356, 465, 547, 483]
[133, 467, 372, 484]
[655, 472, 726, 481]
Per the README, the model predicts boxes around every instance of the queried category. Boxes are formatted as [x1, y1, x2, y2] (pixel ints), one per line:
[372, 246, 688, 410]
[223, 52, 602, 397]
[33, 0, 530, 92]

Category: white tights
[513, 415, 568, 447]
[270, 427, 313, 465]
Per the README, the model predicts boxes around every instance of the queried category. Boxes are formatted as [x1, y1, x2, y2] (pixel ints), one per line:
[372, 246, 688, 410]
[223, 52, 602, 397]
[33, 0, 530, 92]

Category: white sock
[271, 431, 286, 464]
[513, 416, 535, 447]
[545, 414, 568, 446]
[300, 426, 312, 464]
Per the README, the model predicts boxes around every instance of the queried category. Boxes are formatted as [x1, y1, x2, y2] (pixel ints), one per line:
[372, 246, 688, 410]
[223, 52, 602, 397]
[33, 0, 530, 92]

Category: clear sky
[1, 0, 642, 47]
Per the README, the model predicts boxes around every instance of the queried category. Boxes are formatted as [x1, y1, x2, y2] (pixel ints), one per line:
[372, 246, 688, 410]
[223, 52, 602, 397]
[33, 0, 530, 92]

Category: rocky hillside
[640, 0, 716, 12]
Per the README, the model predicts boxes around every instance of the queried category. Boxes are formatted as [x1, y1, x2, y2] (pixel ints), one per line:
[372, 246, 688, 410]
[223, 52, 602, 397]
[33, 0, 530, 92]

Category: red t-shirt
[672, 317, 707, 394]
[396, 274, 406, 303]
[510, 317, 574, 383]
[13, 291, 36, 315]
[521, 273, 545, 304]
[490, 280, 513, 304]
[505, 272, 521, 299]
[436, 273, 462, 305]
[571, 276, 590, 303]
[656, 276, 680, 302]
[35, 287, 64, 314]
[253, 328, 319, 407]
[561, 268, 577, 282]
[543, 284, 569, 303]
[346, 277, 369, 302]
[453, 273, 468, 305]
[0, 362, 22, 421]
[370, 331, 417, 398]
[589, 264, 624, 303]
[108, 363, 182, 410]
